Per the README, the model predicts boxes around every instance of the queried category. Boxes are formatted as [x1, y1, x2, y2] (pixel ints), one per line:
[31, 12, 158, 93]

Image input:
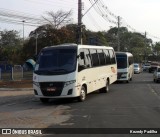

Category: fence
[0, 65, 33, 81]
[0, 68, 1, 80]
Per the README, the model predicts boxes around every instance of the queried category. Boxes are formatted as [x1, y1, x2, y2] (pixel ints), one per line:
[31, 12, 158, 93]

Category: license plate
[47, 87, 56, 92]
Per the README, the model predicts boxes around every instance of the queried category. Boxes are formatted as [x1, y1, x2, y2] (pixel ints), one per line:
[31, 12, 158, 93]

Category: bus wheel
[105, 80, 109, 93]
[100, 80, 109, 93]
[40, 98, 49, 103]
[78, 86, 86, 102]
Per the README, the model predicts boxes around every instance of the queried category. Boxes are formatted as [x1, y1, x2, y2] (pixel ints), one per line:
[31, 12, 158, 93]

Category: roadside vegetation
[0, 10, 160, 65]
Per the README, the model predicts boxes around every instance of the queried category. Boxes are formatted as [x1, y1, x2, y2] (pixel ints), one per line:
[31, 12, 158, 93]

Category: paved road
[0, 72, 160, 137]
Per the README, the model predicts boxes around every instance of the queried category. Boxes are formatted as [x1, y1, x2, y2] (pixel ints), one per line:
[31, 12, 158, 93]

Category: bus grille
[40, 82, 64, 96]
[117, 73, 122, 79]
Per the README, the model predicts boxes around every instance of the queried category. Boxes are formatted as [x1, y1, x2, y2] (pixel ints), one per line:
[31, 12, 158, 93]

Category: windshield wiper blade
[50, 69, 67, 72]
[34, 70, 50, 74]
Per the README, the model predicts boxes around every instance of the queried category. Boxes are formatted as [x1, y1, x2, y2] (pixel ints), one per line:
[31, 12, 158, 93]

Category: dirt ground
[0, 80, 33, 88]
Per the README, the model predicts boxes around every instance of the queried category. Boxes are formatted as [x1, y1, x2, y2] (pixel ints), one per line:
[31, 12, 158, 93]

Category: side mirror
[80, 52, 85, 59]
[34, 55, 38, 61]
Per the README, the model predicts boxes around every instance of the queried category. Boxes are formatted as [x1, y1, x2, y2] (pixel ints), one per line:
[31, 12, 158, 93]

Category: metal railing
[0, 65, 33, 81]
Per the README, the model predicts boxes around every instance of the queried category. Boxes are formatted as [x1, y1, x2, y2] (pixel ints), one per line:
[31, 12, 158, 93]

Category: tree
[0, 30, 23, 64]
[105, 27, 129, 50]
[43, 10, 72, 29]
[153, 42, 160, 56]
[22, 23, 79, 60]
[22, 10, 74, 60]
[105, 27, 154, 62]
[0, 30, 22, 47]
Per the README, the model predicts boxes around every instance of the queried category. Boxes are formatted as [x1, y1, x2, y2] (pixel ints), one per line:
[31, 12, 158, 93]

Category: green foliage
[153, 42, 160, 56]
[0, 30, 23, 64]
[105, 27, 153, 62]
[0, 21, 159, 65]
[22, 24, 79, 60]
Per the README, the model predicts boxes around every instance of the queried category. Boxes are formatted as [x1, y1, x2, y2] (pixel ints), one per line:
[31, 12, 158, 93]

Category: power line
[0, 9, 48, 24]
[89, 0, 117, 25]
[88, 0, 160, 41]
[23, 0, 77, 10]
[85, 12, 103, 31]
[0, 17, 39, 27]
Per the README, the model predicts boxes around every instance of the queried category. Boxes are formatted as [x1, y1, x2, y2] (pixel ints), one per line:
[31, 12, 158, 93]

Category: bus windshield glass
[116, 55, 127, 69]
[35, 48, 77, 75]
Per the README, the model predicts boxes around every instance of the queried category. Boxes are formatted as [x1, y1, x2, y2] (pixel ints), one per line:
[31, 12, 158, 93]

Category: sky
[0, 0, 160, 42]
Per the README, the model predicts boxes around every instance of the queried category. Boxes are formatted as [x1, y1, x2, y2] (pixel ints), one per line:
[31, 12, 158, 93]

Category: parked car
[134, 63, 141, 74]
[153, 67, 160, 83]
[149, 62, 160, 73]
[142, 63, 151, 71]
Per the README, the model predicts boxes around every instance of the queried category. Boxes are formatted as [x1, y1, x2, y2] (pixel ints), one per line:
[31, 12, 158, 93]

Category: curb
[0, 88, 33, 91]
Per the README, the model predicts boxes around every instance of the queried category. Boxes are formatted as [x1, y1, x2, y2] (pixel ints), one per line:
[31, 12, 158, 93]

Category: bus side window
[97, 49, 105, 66]
[84, 49, 92, 68]
[78, 50, 85, 72]
[104, 49, 111, 65]
[109, 50, 116, 64]
[128, 57, 133, 65]
[90, 49, 99, 67]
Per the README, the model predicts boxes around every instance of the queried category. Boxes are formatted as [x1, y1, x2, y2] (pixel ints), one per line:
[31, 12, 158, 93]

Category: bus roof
[77, 44, 113, 50]
[42, 43, 114, 50]
[116, 52, 133, 57]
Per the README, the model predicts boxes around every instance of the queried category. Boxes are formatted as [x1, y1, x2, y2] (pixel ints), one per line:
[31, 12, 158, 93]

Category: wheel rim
[80, 88, 86, 100]
[106, 81, 109, 92]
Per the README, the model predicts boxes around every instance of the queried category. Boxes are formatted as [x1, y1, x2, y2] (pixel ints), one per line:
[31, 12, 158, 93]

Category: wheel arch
[107, 77, 110, 85]
[81, 83, 87, 94]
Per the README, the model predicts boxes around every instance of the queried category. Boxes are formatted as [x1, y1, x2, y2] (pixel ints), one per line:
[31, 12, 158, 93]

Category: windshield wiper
[50, 69, 67, 72]
[34, 69, 68, 75]
[34, 70, 51, 75]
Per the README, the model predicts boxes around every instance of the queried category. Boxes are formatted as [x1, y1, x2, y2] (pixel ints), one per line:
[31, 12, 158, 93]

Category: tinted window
[104, 49, 111, 65]
[128, 56, 133, 65]
[109, 50, 116, 64]
[90, 49, 99, 67]
[134, 64, 139, 67]
[97, 49, 105, 65]
[78, 49, 85, 66]
[116, 55, 127, 69]
[84, 49, 92, 67]
[35, 48, 77, 75]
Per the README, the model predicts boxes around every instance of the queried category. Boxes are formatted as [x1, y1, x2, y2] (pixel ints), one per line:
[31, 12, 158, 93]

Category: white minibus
[116, 52, 134, 83]
[33, 43, 117, 103]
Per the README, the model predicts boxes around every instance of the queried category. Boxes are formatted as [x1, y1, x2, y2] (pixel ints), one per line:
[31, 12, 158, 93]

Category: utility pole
[144, 31, 147, 63]
[77, 0, 98, 45]
[35, 32, 38, 55]
[22, 20, 25, 45]
[78, 0, 82, 44]
[117, 16, 120, 51]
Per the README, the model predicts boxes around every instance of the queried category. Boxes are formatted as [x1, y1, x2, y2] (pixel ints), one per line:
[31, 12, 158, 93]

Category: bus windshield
[116, 56, 127, 69]
[35, 48, 77, 75]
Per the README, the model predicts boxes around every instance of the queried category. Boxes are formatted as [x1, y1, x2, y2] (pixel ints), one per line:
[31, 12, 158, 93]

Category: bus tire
[40, 98, 49, 103]
[100, 80, 109, 93]
[78, 86, 86, 102]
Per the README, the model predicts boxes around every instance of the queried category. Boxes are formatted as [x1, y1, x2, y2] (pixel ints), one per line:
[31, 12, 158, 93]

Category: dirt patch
[0, 80, 32, 88]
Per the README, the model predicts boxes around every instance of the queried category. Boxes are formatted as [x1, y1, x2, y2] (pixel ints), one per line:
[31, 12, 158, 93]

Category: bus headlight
[64, 80, 76, 87]
[33, 82, 40, 87]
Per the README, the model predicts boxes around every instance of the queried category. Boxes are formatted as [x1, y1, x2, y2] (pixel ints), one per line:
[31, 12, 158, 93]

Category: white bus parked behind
[33, 43, 117, 103]
[116, 52, 134, 83]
